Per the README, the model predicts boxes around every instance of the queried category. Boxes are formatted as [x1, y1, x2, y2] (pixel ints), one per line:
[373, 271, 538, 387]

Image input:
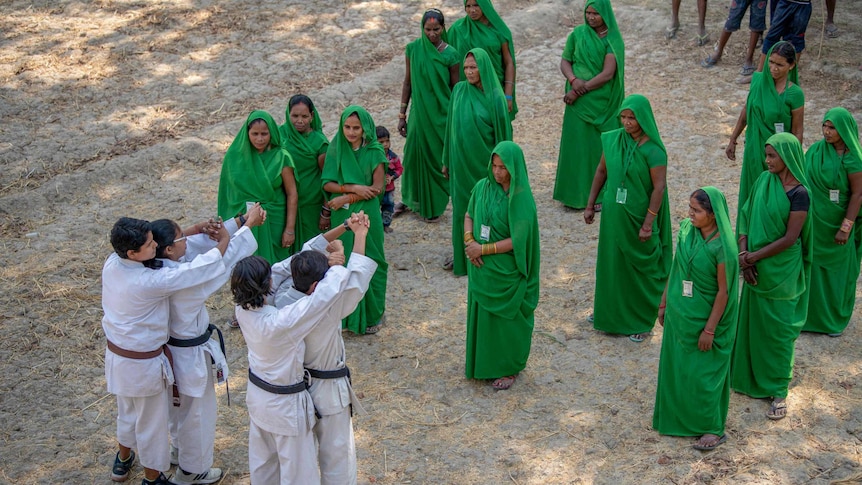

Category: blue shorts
[724, 0, 767, 32]
[763, 0, 811, 53]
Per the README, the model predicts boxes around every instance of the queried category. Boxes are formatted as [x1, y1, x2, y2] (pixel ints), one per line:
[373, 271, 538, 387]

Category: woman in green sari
[553, 0, 625, 210]
[217, 110, 298, 264]
[733, 132, 811, 420]
[322, 106, 388, 335]
[396, 9, 461, 221]
[653, 187, 739, 451]
[448, 0, 517, 119]
[584, 94, 671, 342]
[727, 41, 804, 223]
[279, 94, 330, 249]
[464, 141, 540, 390]
[443, 48, 512, 276]
[803, 107, 862, 336]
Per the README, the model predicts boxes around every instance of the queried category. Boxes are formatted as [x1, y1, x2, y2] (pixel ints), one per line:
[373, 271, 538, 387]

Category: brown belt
[106, 339, 181, 407]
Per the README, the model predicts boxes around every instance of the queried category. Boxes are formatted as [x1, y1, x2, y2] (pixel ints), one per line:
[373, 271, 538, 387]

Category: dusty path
[1, 0, 862, 483]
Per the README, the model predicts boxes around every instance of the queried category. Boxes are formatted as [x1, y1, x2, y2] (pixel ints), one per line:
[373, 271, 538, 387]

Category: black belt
[248, 369, 308, 395]
[167, 323, 230, 405]
[305, 366, 350, 380]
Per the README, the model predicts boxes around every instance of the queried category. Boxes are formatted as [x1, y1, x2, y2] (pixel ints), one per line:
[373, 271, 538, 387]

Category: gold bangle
[647, 208, 658, 216]
[492, 242, 498, 254]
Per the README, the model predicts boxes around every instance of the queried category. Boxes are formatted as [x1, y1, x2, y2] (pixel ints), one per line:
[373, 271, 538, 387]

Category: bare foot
[492, 375, 516, 390]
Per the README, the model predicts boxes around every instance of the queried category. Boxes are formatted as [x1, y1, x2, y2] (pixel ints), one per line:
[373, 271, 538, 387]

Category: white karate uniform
[166, 221, 257, 474]
[240, 251, 377, 485]
[102, 248, 226, 472]
[271, 236, 375, 485]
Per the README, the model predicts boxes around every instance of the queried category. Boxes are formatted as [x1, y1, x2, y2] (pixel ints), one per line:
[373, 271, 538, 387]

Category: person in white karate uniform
[270, 223, 371, 485]
[231, 212, 376, 485]
[157, 205, 266, 484]
[102, 217, 230, 485]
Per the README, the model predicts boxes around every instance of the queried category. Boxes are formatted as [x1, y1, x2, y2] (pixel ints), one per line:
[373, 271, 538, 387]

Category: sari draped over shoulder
[653, 187, 739, 437]
[803, 107, 862, 334]
[593, 94, 672, 335]
[732, 132, 812, 399]
[448, 0, 518, 119]
[444, 48, 512, 276]
[400, 21, 461, 219]
[279, 100, 329, 250]
[554, 0, 625, 209]
[218, 110, 295, 264]
[322, 106, 389, 334]
[465, 141, 540, 379]
[738, 42, 804, 222]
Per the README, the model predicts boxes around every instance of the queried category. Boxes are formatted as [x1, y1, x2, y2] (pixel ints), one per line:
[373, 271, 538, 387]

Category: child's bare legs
[667, 0, 682, 37]
[824, 0, 838, 36]
[744, 30, 762, 67]
[697, 0, 709, 39]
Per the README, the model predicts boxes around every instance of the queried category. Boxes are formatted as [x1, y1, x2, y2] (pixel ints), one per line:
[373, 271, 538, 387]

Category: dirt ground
[2, 0, 862, 483]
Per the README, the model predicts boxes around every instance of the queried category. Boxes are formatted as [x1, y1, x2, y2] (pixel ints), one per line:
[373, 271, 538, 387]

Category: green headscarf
[702, 187, 739, 302]
[739, 132, 812, 299]
[808, 107, 862, 178]
[449, 0, 518, 118]
[748, 41, 800, 142]
[322, 105, 386, 187]
[619, 94, 666, 155]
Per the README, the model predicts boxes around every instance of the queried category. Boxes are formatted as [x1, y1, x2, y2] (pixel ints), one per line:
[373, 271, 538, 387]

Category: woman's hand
[281, 229, 295, 248]
[658, 306, 666, 326]
[326, 240, 345, 267]
[398, 119, 407, 138]
[318, 213, 331, 231]
[742, 266, 758, 285]
[698, 331, 714, 352]
[563, 90, 579, 105]
[583, 207, 595, 224]
[351, 185, 378, 200]
[738, 251, 754, 269]
[442, 165, 449, 179]
[638, 225, 653, 242]
[835, 229, 850, 245]
[465, 241, 484, 268]
[507, 99, 513, 112]
[245, 203, 266, 227]
[725, 139, 738, 161]
[570, 78, 586, 93]
[327, 195, 349, 210]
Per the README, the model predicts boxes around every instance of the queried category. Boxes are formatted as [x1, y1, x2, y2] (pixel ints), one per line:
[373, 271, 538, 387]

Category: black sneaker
[111, 450, 136, 482]
[142, 472, 171, 485]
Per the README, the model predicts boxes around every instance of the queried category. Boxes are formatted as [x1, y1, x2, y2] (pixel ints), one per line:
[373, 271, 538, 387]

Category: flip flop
[696, 33, 711, 46]
[629, 333, 649, 343]
[665, 25, 679, 40]
[701, 54, 719, 68]
[825, 23, 839, 38]
[766, 400, 787, 420]
[492, 375, 516, 390]
[393, 202, 410, 217]
[693, 434, 727, 451]
[228, 317, 240, 329]
[587, 314, 594, 323]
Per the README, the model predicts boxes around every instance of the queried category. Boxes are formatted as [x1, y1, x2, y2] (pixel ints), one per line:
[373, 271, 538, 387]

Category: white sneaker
[170, 446, 178, 466]
[170, 467, 222, 484]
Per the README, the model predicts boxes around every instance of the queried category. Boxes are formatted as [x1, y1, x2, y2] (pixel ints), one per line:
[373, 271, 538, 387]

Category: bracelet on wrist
[647, 208, 658, 216]
[398, 113, 406, 120]
[504, 95, 513, 100]
[702, 328, 715, 336]
[239, 215, 247, 226]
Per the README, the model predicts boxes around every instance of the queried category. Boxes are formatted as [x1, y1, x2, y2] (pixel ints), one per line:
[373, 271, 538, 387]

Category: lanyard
[685, 227, 719, 279]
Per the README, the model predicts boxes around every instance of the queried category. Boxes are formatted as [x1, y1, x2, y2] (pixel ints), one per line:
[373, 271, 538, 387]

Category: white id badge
[615, 187, 628, 204]
[830, 190, 840, 203]
[480, 225, 491, 241]
[215, 363, 225, 385]
[341, 202, 350, 210]
[774, 122, 785, 133]
[682, 280, 693, 298]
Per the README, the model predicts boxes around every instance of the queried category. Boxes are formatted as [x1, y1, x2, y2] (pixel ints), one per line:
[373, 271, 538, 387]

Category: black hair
[247, 117, 267, 130]
[231, 256, 272, 310]
[291, 251, 330, 294]
[376, 125, 390, 139]
[422, 8, 445, 29]
[771, 41, 797, 66]
[288, 94, 315, 113]
[110, 217, 151, 259]
[150, 219, 180, 259]
[690, 189, 714, 215]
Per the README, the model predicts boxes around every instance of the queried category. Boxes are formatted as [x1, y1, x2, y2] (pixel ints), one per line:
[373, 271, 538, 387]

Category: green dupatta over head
[321, 105, 388, 334]
[217, 110, 294, 264]
[279, 96, 329, 249]
[739, 41, 801, 215]
[449, 0, 518, 118]
[400, 10, 461, 219]
[571, 0, 625, 126]
[653, 187, 739, 437]
[739, 132, 812, 300]
[802, 107, 862, 333]
[464, 141, 539, 379]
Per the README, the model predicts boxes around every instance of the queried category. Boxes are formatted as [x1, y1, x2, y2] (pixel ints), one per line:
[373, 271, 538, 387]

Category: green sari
[593, 94, 672, 335]
[322, 106, 389, 334]
[444, 48, 512, 277]
[217, 110, 295, 264]
[554, 0, 625, 209]
[466, 141, 540, 379]
[653, 187, 739, 437]
[803, 107, 862, 334]
[738, 42, 804, 223]
[400, 19, 461, 219]
[279, 100, 329, 250]
[732, 133, 812, 399]
[448, 0, 517, 120]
